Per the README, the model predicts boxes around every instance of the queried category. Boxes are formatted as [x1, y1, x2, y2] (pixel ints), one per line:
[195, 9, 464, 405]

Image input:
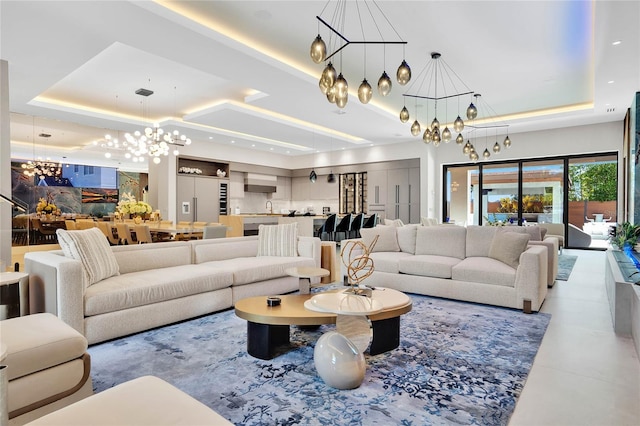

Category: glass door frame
[443, 151, 618, 249]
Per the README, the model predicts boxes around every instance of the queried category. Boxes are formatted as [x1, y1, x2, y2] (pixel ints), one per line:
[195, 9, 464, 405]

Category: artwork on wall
[82, 188, 118, 203]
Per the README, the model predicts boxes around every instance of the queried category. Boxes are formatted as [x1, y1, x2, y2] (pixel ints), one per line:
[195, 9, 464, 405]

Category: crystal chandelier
[124, 125, 191, 165]
[122, 87, 191, 164]
[21, 130, 63, 181]
[21, 158, 62, 181]
[310, 0, 409, 109]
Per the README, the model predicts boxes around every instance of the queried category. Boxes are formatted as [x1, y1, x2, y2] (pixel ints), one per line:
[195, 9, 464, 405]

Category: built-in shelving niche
[177, 157, 230, 178]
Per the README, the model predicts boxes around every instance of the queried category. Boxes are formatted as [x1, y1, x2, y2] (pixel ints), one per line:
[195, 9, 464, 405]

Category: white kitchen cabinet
[229, 171, 245, 199]
[291, 176, 309, 200]
[367, 169, 387, 217]
[272, 176, 291, 200]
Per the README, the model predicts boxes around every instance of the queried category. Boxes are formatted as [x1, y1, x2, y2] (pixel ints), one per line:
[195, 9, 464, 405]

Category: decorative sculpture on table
[340, 235, 378, 296]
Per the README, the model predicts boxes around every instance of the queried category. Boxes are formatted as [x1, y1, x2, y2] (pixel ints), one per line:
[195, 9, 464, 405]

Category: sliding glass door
[567, 154, 617, 248]
[443, 152, 617, 249]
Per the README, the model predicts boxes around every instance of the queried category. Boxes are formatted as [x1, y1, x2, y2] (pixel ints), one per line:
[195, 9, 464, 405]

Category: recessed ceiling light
[286, 150, 290, 154]
[612, 40, 622, 46]
[341, 147, 345, 150]
[251, 144, 255, 147]
[608, 80, 615, 84]
[370, 144, 374, 146]
[209, 136, 213, 139]
[231, 140, 235, 144]
[270, 147, 274, 151]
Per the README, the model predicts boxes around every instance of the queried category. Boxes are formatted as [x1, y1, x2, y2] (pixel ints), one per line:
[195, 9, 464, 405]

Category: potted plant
[610, 221, 640, 250]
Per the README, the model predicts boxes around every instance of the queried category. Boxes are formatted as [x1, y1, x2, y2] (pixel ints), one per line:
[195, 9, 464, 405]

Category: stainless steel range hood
[244, 173, 277, 193]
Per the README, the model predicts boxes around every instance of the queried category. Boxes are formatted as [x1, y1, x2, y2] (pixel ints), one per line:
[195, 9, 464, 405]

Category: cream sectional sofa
[25, 235, 321, 344]
[345, 224, 548, 312]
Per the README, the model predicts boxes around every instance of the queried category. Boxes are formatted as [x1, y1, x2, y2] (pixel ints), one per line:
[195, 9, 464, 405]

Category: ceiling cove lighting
[310, 0, 409, 109]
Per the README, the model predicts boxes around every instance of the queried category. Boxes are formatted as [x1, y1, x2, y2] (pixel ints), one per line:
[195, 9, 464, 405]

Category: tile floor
[509, 249, 640, 425]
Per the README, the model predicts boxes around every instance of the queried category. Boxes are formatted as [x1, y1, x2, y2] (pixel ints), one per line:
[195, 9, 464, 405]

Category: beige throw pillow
[360, 226, 400, 252]
[56, 227, 120, 287]
[257, 222, 298, 257]
[488, 231, 530, 269]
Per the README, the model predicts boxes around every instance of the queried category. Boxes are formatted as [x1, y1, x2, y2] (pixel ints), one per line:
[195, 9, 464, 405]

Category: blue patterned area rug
[88, 295, 550, 426]
[557, 254, 578, 281]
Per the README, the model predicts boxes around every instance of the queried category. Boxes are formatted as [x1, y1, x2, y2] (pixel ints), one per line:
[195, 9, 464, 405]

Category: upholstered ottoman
[0, 313, 93, 425]
[25, 376, 234, 425]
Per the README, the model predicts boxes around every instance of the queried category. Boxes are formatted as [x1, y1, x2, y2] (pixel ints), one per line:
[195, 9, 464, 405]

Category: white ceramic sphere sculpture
[314, 331, 366, 389]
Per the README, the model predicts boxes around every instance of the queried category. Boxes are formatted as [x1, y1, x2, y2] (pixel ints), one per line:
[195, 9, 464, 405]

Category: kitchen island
[219, 214, 327, 237]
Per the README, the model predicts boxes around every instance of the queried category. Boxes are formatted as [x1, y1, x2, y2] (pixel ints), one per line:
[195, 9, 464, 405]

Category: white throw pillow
[360, 225, 400, 252]
[383, 218, 405, 227]
[397, 224, 418, 254]
[257, 222, 298, 257]
[56, 228, 120, 287]
[488, 231, 530, 269]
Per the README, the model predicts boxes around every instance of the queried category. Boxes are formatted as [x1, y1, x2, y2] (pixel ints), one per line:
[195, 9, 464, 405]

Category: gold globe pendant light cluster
[310, 1, 409, 109]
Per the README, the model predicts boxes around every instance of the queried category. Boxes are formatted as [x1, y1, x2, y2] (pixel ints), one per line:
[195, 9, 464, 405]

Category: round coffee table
[234, 288, 412, 360]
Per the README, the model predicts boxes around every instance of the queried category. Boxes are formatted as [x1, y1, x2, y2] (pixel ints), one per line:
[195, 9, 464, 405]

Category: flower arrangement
[116, 193, 152, 216]
[36, 197, 57, 214]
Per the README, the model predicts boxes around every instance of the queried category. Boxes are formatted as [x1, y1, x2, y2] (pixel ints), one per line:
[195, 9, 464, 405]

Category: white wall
[1, 60, 11, 270]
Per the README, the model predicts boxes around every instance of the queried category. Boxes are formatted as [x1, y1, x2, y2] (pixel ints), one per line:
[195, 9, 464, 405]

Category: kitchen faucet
[266, 200, 273, 214]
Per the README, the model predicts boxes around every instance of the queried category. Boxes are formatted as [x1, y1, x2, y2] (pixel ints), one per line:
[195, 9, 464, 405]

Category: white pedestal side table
[285, 267, 330, 294]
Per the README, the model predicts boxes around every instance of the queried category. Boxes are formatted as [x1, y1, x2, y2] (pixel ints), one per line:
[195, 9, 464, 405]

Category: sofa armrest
[298, 236, 322, 267]
[529, 238, 559, 287]
[25, 252, 86, 335]
[514, 245, 548, 312]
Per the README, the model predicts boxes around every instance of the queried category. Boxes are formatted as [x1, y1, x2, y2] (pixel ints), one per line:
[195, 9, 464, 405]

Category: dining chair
[31, 218, 57, 244]
[116, 223, 135, 245]
[65, 220, 77, 230]
[177, 221, 193, 229]
[97, 222, 120, 245]
[193, 221, 208, 228]
[203, 225, 227, 239]
[134, 225, 153, 244]
[75, 219, 96, 230]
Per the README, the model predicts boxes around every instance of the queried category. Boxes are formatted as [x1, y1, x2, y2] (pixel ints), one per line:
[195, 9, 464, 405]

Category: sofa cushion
[360, 226, 400, 252]
[368, 252, 413, 274]
[56, 228, 119, 287]
[465, 226, 498, 257]
[399, 255, 462, 279]
[84, 265, 233, 316]
[257, 223, 298, 257]
[112, 242, 192, 274]
[397, 224, 418, 254]
[201, 256, 315, 286]
[193, 237, 258, 263]
[452, 257, 517, 287]
[0, 313, 87, 380]
[415, 225, 466, 259]
[384, 218, 404, 227]
[489, 231, 530, 269]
